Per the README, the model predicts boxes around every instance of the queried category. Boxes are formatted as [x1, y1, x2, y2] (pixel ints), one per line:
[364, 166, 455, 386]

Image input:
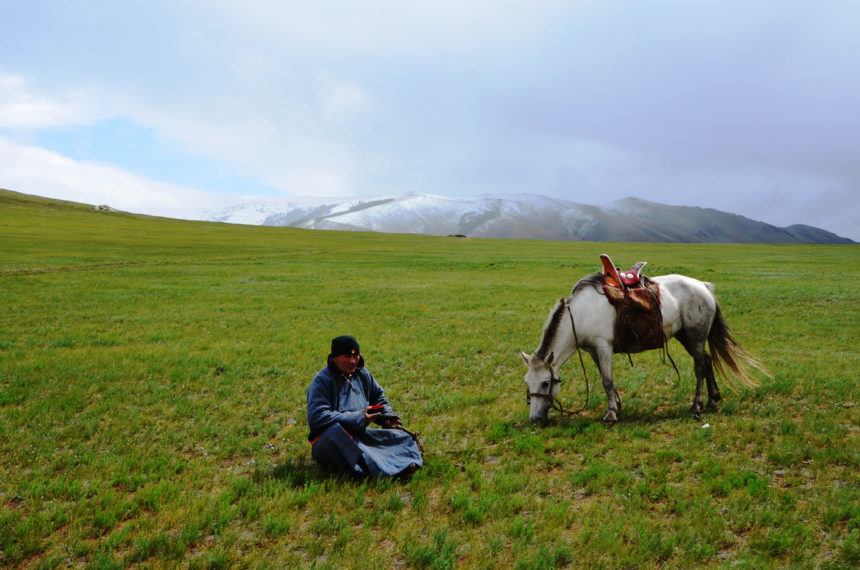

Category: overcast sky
[1, 1, 858, 240]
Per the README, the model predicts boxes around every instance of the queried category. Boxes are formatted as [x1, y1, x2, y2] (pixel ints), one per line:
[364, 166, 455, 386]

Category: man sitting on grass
[306, 335, 423, 478]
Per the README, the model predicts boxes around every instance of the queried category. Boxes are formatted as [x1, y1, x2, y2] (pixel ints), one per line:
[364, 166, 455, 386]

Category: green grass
[1, 189, 858, 568]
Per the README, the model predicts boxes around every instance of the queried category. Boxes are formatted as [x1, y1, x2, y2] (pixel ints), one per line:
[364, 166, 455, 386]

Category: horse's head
[520, 350, 560, 424]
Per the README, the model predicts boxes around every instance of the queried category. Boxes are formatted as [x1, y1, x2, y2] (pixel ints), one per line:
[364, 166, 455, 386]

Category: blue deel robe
[306, 359, 423, 478]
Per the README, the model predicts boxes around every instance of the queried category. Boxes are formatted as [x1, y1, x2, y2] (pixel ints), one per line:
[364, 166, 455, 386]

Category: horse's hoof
[603, 411, 618, 424]
[688, 405, 702, 419]
[705, 399, 722, 412]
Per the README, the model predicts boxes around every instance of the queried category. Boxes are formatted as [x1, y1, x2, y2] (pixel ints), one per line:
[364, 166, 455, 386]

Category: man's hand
[365, 405, 383, 424]
[383, 417, 402, 429]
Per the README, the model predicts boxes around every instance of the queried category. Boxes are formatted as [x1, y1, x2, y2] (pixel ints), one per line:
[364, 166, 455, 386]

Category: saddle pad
[603, 280, 665, 354]
[614, 301, 665, 354]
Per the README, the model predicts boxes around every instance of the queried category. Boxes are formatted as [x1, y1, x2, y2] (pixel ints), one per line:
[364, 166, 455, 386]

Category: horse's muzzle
[529, 412, 549, 425]
[527, 388, 554, 425]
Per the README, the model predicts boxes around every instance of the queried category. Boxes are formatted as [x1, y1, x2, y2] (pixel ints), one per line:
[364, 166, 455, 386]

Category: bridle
[526, 365, 562, 405]
[526, 368, 588, 418]
[525, 300, 591, 418]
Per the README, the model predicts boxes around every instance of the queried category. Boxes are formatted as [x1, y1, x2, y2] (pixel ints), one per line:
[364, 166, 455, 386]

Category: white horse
[521, 271, 768, 424]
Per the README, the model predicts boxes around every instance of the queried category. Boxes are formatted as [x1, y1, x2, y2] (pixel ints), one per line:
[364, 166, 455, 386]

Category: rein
[526, 300, 591, 417]
[564, 302, 591, 415]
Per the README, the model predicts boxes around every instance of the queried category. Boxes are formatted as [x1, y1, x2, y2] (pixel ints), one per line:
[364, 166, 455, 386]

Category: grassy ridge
[1, 189, 858, 568]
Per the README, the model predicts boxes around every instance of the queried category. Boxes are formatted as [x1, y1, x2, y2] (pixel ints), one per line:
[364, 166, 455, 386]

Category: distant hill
[205, 193, 855, 244]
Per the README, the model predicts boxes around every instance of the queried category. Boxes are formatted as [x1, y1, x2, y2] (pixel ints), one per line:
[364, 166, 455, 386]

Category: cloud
[0, 135, 227, 218]
[0, 73, 105, 129]
[314, 74, 372, 122]
[201, 0, 564, 58]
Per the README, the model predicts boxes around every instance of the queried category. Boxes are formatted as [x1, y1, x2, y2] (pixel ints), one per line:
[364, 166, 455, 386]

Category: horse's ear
[520, 350, 531, 366]
[546, 352, 555, 366]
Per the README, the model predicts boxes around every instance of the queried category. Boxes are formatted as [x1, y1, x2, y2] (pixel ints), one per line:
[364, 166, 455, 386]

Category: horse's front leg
[589, 344, 621, 423]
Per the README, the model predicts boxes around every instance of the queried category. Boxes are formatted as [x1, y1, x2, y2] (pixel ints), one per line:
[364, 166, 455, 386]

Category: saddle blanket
[602, 279, 665, 354]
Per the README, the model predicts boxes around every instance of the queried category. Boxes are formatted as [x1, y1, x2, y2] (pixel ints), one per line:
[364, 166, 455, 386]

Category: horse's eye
[541, 380, 550, 390]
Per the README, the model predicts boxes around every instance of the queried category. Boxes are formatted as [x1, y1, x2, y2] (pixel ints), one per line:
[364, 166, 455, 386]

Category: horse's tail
[708, 302, 771, 391]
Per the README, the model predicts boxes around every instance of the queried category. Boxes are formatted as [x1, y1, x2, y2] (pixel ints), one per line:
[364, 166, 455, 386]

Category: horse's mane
[536, 274, 605, 359]
[571, 273, 604, 296]
[536, 299, 566, 359]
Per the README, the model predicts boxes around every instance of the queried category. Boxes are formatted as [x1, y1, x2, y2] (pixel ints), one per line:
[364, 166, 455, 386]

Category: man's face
[332, 353, 360, 375]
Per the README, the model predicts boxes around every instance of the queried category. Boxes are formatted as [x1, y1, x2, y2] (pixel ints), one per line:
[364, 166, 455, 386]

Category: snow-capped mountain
[203, 193, 854, 244]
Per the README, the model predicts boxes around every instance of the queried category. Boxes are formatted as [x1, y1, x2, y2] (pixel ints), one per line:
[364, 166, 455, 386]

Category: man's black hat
[330, 335, 360, 357]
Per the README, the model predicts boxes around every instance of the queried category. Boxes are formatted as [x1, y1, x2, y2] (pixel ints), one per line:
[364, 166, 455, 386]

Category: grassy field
[1, 189, 858, 569]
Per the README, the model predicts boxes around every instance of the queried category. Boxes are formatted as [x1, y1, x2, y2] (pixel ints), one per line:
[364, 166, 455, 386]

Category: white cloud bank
[0, 136, 230, 219]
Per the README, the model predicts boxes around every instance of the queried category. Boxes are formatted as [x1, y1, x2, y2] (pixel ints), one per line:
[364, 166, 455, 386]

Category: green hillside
[1, 189, 858, 568]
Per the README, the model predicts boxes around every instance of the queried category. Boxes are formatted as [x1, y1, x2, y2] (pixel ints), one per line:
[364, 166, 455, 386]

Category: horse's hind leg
[589, 344, 622, 423]
[675, 330, 721, 418]
[702, 354, 722, 408]
[693, 352, 723, 415]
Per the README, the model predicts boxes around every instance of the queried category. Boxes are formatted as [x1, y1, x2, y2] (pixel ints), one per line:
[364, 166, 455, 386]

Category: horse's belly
[658, 292, 683, 339]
